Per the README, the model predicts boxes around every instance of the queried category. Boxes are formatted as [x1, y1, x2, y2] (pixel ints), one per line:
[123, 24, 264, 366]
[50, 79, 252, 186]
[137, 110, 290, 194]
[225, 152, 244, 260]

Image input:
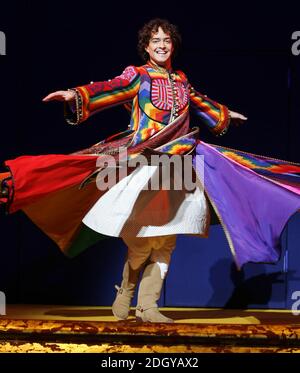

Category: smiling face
[145, 27, 174, 68]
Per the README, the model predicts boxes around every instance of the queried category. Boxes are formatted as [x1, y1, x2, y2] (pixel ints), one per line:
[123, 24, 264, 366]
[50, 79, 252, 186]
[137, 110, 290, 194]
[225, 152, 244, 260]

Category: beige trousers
[122, 234, 177, 279]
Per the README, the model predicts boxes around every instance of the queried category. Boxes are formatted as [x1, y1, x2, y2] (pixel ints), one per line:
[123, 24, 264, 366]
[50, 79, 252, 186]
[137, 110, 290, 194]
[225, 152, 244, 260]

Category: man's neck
[148, 59, 172, 72]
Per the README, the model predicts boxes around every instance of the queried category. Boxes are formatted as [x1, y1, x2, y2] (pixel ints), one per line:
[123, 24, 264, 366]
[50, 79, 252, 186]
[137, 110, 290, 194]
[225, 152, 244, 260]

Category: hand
[229, 110, 247, 127]
[42, 90, 76, 102]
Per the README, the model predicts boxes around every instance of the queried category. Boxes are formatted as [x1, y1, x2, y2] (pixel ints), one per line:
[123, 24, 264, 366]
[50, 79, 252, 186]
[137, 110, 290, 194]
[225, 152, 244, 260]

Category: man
[2, 19, 298, 323]
[40, 19, 246, 323]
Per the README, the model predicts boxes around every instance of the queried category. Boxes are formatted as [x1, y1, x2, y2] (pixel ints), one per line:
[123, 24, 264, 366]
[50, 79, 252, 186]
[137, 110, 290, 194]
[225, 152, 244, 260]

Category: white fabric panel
[83, 165, 210, 237]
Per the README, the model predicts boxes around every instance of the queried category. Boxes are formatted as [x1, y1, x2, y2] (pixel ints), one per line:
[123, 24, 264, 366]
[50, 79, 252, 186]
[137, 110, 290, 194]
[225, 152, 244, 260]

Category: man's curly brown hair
[138, 18, 182, 62]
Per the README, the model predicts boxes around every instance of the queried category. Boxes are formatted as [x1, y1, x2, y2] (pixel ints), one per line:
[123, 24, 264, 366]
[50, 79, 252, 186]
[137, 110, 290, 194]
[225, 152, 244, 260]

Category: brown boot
[112, 261, 140, 320]
[135, 262, 173, 323]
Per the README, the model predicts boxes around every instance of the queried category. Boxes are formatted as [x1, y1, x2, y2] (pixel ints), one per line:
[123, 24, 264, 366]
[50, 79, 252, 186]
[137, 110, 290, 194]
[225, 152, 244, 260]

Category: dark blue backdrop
[0, 1, 299, 309]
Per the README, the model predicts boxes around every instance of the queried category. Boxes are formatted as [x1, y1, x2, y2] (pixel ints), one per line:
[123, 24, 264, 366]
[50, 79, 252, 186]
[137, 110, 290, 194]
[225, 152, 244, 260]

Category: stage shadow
[44, 308, 137, 321]
[43, 307, 300, 324]
[206, 258, 288, 309]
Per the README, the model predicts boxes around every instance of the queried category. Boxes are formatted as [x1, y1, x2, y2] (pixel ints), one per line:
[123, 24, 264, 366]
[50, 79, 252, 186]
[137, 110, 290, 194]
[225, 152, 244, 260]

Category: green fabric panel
[66, 223, 109, 257]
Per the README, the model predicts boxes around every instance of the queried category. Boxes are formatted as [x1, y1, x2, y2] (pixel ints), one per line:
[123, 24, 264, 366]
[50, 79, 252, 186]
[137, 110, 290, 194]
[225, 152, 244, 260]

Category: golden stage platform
[1, 305, 300, 352]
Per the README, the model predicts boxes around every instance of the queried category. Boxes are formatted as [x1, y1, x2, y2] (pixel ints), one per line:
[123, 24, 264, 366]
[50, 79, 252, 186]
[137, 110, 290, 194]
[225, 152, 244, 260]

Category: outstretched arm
[189, 84, 247, 136]
[43, 90, 76, 102]
[228, 110, 247, 127]
[42, 66, 141, 125]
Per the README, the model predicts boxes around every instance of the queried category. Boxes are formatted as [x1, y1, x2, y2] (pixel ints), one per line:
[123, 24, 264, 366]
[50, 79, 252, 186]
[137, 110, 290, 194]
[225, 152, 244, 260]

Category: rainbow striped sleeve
[65, 66, 140, 125]
[189, 84, 230, 136]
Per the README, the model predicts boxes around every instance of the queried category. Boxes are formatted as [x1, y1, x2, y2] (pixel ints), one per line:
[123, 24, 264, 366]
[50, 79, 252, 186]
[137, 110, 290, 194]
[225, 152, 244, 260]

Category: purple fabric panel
[194, 142, 300, 268]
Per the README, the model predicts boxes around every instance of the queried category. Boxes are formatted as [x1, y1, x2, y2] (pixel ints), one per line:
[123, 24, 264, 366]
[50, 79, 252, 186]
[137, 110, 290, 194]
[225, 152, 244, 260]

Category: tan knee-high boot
[112, 261, 141, 320]
[135, 262, 173, 323]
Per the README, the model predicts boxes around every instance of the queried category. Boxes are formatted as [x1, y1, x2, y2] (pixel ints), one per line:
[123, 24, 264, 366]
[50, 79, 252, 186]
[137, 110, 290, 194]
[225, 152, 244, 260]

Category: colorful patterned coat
[4, 63, 300, 267]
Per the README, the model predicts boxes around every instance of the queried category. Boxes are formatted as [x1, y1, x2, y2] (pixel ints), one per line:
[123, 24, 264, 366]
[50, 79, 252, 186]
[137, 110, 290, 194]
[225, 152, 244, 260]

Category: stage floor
[1, 305, 300, 352]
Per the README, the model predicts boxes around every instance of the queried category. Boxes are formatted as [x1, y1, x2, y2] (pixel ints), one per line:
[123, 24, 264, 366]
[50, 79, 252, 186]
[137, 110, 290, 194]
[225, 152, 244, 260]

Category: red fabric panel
[5, 154, 98, 213]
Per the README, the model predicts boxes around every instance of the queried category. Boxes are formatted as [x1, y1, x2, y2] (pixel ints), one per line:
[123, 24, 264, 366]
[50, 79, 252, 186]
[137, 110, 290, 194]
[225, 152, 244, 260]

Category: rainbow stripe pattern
[71, 64, 230, 149]
[213, 145, 300, 185]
